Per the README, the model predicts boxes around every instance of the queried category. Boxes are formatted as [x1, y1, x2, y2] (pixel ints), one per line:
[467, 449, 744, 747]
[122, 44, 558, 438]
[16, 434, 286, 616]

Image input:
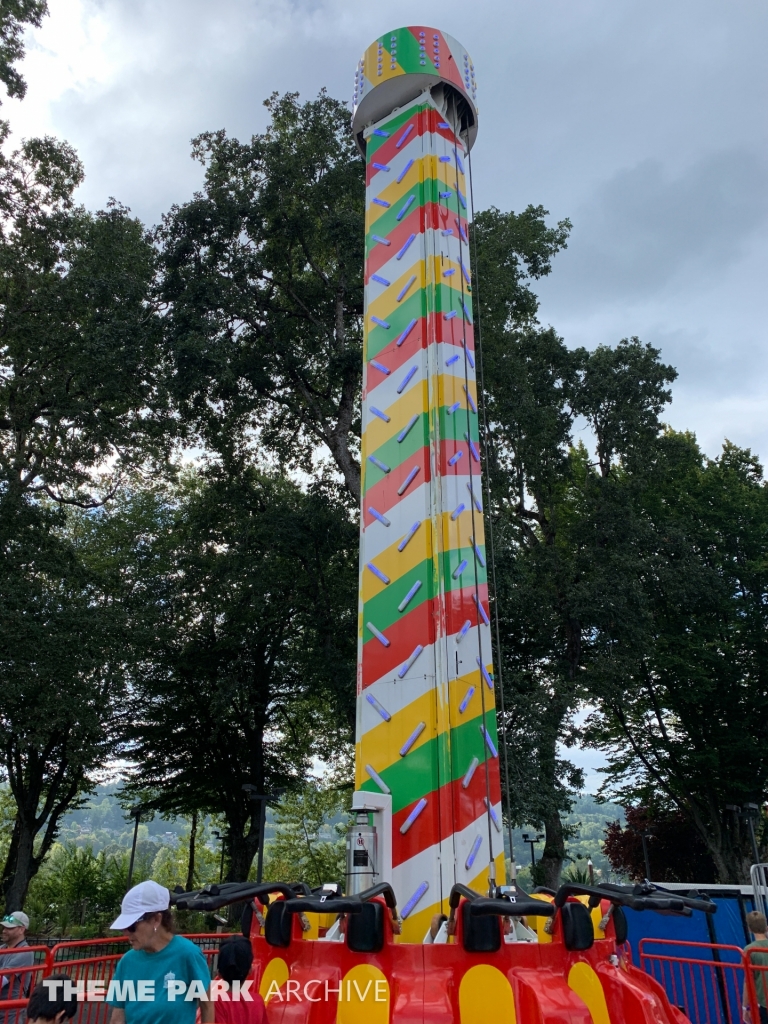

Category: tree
[0, 136, 169, 508]
[263, 783, 348, 889]
[0, 0, 48, 104]
[0, 497, 125, 910]
[603, 805, 716, 883]
[0, 131, 165, 910]
[159, 91, 366, 499]
[583, 436, 768, 883]
[118, 467, 358, 882]
[481, 327, 677, 886]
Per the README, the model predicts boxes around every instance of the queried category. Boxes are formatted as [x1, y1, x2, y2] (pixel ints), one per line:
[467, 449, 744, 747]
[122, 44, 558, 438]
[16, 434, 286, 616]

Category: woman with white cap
[107, 880, 213, 1023]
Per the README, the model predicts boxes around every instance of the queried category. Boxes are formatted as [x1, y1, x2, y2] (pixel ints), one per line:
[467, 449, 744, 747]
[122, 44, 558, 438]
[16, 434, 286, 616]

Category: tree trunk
[185, 811, 198, 892]
[2, 818, 37, 911]
[539, 809, 566, 890]
[226, 829, 260, 884]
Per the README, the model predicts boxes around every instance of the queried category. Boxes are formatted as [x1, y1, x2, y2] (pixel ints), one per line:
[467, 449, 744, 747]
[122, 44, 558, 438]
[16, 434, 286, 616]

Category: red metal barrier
[0, 933, 226, 1023]
[0, 944, 53, 1020]
[639, 939, 746, 1024]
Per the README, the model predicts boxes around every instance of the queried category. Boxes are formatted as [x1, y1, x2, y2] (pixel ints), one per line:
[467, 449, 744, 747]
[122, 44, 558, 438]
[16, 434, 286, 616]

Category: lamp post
[743, 804, 761, 866]
[211, 831, 225, 883]
[587, 858, 594, 885]
[521, 832, 546, 874]
[126, 805, 143, 890]
[638, 829, 653, 882]
[242, 785, 286, 884]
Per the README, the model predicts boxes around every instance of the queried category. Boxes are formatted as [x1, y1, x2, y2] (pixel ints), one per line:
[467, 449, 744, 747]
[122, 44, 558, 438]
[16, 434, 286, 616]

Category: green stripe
[365, 290, 424, 360]
[365, 278, 473, 361]
[366, 174, 458, 250]
[364, 412, 427, 492]
[364, 408, 481, 493]
[361, 711, 499, 815]
[362, 551, 487, 633]
[438, 405, 480, 445]
[363, 559, 434, 630]
[366, 102, 429, 159]
[367, 182, 425, 243]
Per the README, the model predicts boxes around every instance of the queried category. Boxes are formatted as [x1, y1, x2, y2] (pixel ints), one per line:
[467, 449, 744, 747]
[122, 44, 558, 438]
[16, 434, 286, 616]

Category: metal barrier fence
[0, 933, 225, 1022]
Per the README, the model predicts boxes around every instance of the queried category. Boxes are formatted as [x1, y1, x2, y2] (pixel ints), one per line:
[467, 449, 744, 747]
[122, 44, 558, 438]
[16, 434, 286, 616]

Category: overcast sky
[8, 0, 766, 791]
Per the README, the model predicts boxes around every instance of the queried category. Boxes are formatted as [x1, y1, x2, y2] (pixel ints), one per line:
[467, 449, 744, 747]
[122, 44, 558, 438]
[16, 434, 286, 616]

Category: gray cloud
[8, 0, 767, 468]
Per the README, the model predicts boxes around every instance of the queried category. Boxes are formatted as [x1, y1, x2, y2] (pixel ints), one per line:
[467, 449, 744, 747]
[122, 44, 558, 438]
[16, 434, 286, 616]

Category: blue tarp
[626, 890, 755, 1023]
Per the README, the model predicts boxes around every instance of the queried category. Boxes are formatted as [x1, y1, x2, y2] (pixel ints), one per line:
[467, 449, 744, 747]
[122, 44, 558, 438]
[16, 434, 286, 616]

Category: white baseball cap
[110, 880, 170, 930]
[1, 912, 29, 930]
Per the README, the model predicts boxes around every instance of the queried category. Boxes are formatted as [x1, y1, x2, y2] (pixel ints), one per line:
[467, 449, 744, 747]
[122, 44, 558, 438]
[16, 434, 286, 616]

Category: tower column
[352, 27, 504, 942]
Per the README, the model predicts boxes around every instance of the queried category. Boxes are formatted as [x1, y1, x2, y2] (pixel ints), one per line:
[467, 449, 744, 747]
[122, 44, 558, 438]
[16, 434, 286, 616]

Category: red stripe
[364, 317, 475, 396]
[366, 203, 470, 278]
[393, 758, 502, 867]
[361, 583, 490, 688]
[364, 316, 426, 391]
[366, 109, 427, 177]
[363, 439, 482, 521]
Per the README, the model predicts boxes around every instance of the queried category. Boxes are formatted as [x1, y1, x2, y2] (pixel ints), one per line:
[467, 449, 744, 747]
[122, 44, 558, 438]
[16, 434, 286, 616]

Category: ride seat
[347, 900, 385, 953]
[561, 902, 594, 951]
[461, 900, 501, 953]
[265, 901, 292, 948]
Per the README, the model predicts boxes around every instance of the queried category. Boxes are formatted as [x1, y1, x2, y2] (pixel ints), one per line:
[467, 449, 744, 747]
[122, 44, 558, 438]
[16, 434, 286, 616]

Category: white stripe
[391, 802, 505, 909]
[366, 131, 427, 195]
[362, 474, 486, 560]
[366, 340, 476, 408]
[357, 622, 493, 739]
[360, 471, 487, 552]
[367, 230, 472, 300]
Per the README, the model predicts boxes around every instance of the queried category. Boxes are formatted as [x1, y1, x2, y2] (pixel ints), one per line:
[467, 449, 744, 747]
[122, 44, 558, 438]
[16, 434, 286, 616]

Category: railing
[0, 933, 226, 1023]
[0, 945, 53, 1021]
[639, 938, 768, 1024]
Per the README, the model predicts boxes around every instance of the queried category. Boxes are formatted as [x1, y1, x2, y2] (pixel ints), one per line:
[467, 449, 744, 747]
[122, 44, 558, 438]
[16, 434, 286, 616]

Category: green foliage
[160, 90, 366, 499]
[262, 783, 349, 890]
[0, 0, 48, 103]
[117, 466, 358, 881]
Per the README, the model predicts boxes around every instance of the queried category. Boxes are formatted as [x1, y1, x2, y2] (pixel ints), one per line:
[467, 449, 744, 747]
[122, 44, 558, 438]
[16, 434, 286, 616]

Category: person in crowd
[744, 911, 768, 1024]
[24, 974, 78, 1023]
[211, 937, 265, 1024]
[0, 911, 34, 1024]
[107, 879, 213, 1024]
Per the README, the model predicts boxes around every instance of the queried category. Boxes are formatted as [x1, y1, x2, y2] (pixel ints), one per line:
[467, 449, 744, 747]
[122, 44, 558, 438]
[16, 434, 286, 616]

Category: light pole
[126, 805, 143, 890]
[638, 829, 653, 882]
[521, 832, 545, 875]
[587, 858, 594, 885]
[243, 785, 285, 884]
[743, 804, 761, 866]
[211, 831, 225, 883]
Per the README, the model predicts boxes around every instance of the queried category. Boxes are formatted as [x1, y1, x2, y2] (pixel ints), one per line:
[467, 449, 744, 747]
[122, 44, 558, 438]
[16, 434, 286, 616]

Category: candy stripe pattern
[353, 29, 503, 943]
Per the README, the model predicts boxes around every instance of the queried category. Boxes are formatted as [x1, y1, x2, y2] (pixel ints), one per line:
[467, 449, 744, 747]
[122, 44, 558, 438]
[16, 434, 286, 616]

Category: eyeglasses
[126, 915, 151, 933]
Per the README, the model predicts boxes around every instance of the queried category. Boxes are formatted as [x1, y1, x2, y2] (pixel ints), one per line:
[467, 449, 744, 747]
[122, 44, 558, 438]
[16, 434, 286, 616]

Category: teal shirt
[107, 935, 211, 1023]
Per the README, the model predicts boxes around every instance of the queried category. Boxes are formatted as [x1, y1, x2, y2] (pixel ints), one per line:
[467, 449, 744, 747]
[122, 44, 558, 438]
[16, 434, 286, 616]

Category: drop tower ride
[351, 26, 504, 943]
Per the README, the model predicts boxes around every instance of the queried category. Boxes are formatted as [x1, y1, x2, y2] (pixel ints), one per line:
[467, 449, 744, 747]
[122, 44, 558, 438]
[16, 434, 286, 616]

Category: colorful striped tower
[351, 27, 505, 942]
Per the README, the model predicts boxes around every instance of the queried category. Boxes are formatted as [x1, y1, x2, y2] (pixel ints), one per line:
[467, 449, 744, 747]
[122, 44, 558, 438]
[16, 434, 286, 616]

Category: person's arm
[200, 996, 215, 1023]
[109, 1009, 126, 1024]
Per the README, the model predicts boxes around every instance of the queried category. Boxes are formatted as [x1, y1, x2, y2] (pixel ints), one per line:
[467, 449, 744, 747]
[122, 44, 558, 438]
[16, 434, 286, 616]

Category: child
[25, 974, 78, 1023]
[213, 937, 266, 1024]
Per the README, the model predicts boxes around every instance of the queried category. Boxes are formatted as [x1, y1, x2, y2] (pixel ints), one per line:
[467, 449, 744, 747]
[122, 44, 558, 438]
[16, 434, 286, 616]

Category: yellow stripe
[361, 519, 432, 602]
[367, 261, 426, 323]
[397, 852, 506, 943]
[367, 157, 466, 229]
[363, 380, 427, 453]
[361, 510, 485, 603]
[366, 257, 470, 325]
[357, 665, 486, 769]
[437, 368, 478, 411]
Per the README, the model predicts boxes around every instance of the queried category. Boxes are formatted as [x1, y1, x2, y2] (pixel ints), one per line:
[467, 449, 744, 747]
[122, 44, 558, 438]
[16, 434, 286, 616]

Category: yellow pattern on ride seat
[459, 964, 517, 1022]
